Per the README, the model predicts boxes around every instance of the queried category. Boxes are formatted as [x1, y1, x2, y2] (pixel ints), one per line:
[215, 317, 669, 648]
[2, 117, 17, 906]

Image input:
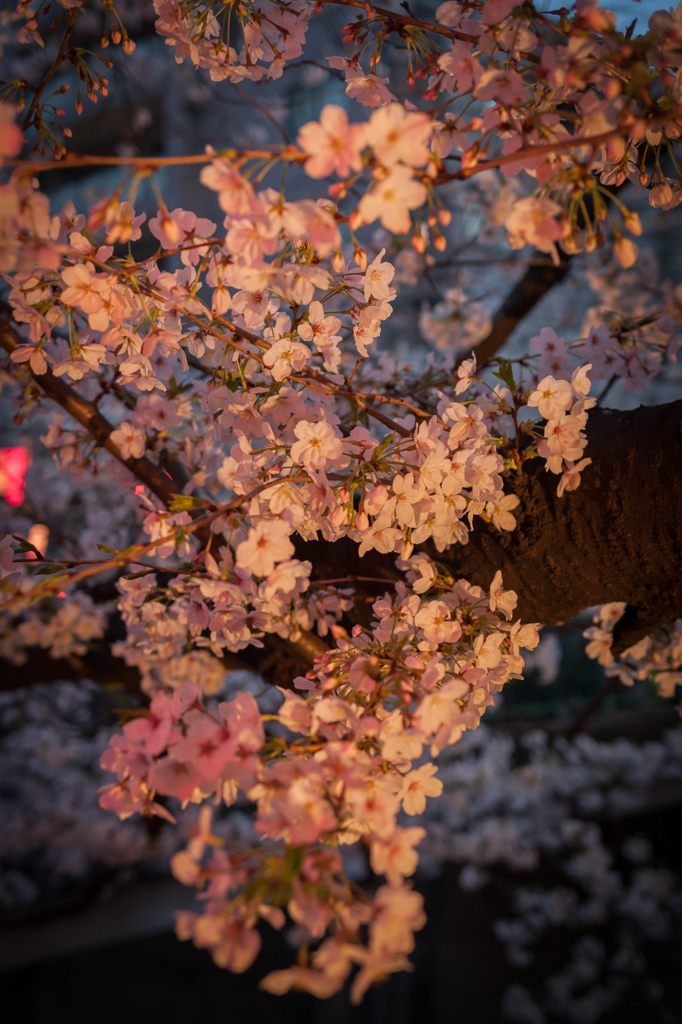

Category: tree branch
[440, 399, 682, 651]
[0, 303, 329, 672]
[0, 303, 177, 508]
[467, 254, 572, 367]
[22, 8, 78, 134]
[296, 399, 682, 652]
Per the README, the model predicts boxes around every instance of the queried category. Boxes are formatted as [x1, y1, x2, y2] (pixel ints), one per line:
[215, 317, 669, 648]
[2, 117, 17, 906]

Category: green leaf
[122, 570, 155, 580]
[167, 376, 193, 399]
[97, 544, 119, 554]
[12, 535, 42, 558]
[169, 493, 209, 512]
[34, 565, 63, 575]
[492, 358, 517, 394]
[284, 846, 305, 877]
[372, 431, 395, 462]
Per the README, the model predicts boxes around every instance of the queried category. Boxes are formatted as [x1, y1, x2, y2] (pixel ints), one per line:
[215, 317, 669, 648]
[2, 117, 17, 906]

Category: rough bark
[446, 399, 682, 652]
[297, 399, 682, 654]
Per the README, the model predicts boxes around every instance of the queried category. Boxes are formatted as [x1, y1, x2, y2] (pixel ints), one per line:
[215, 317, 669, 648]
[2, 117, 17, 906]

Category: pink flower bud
[614, 236, 638, 269]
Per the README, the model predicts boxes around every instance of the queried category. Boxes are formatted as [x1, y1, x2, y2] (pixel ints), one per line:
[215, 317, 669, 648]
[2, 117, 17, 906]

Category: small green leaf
[12, 535, 42, 557]
[97, 544, 119, 554]
[122, 570, 156, 580]
[372, 431, 395, 462]
[169, 494, 209, 512]
[34, 565, 63, 575]
[284, 846, 305, 877]
[492, 358, 517, 394]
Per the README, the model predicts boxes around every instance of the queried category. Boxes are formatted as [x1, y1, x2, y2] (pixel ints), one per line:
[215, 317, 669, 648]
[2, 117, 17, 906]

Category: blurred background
[1, 1, 682, 1022]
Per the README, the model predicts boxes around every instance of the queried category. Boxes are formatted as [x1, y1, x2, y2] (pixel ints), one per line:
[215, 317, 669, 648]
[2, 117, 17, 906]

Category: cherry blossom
[357, 166, 428, 235]
[297, 105, 367, 179]
[235, 521, 295, 578]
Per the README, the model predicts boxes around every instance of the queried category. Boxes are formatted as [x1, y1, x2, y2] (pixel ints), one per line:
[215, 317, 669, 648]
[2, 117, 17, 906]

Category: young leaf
[169, 494, 208, 512]
[12, 535, 42, 558]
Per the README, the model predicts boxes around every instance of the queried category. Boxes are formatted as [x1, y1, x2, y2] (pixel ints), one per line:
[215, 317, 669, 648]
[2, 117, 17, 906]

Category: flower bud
[354, 247, 367, 271]
[161, 210, 182, 244]
[614, 236, 638, 269]
[348, 209, 363, 232]
[622, 210, 642, 236]
[330, 505, 347, 528]
[560, 228, 585, 255]
[354, 511, 369, 532]
[400, 539, 414, 560]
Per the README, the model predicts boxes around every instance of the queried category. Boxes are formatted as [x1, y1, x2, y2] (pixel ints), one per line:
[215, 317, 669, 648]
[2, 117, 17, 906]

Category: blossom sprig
[584, 603, 682, 699]
[99, 569, 539, 996]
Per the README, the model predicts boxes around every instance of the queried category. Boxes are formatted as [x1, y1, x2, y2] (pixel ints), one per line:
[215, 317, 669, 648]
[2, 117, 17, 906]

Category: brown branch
[0, 302, 176, 508]
[22, 8, 79, 133]
[321, 0, 480, 44]
[320, 0, 541, 61]
[0, 302, 328, 669]
[6, 146, 303, 173]
[6, 133, 621, 185]
[436, 130, 622, 184]
[295, 399, 682, 652]
[467, 254, 572, 367]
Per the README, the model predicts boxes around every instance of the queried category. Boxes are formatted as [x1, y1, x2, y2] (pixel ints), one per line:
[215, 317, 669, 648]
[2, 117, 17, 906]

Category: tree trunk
[298, 399, 682, 655]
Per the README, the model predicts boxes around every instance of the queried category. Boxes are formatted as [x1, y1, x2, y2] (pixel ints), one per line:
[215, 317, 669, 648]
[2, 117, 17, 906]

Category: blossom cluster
[153, 0, 312, 84]
[0, 588, 109, 666]
[584, 603, 682, 699]
[99, 571, 539, 995]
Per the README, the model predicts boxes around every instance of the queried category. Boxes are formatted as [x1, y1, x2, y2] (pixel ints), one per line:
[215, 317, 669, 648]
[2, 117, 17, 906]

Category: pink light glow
[0, 447, 29, 507]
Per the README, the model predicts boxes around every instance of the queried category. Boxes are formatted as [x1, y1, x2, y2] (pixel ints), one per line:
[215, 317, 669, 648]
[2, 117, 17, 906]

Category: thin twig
[564, 676, 620, 739]
[22, 8, 78, 133]
[226, 81, 291, 145]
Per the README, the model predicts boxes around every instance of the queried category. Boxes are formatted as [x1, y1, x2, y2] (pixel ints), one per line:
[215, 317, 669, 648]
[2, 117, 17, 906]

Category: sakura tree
[1, 0, 682, 1003]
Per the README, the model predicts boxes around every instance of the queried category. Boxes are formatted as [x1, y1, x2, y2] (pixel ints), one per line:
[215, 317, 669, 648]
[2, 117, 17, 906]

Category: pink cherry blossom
[370, 826, 426, 886]
[109, 421, 146, 460]
[298, 104, 367, 179]
[527, 375, 573, 419]
[235, 520, 295, 577]
[400, 763, 443, 815]
[290, 419, 344, 471]
[357, 166, 427, 235]
[368, 103, 432, 168]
